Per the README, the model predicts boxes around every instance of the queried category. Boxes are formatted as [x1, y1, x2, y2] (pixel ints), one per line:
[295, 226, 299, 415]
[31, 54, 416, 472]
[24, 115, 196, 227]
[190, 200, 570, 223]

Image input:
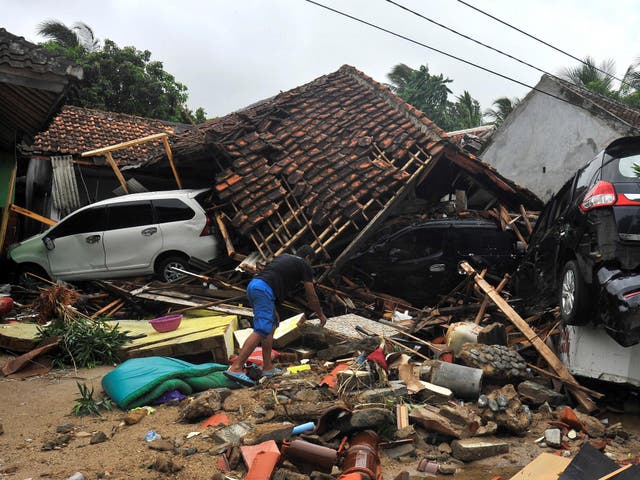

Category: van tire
[559, 260, 589, 326]
[17, 264, 50, 289]
[156, 255, 189, 282]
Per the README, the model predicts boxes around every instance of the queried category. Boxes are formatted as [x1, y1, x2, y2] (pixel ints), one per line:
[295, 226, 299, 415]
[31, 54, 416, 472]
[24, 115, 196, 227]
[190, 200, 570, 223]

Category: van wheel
[156, 255, 188, 282]
[559, 260, 589, 326]
[17, 264, 50, 289]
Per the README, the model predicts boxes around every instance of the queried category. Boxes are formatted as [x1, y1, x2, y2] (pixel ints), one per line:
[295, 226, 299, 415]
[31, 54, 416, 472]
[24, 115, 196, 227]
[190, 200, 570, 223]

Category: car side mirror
[43, 236, 55, 251]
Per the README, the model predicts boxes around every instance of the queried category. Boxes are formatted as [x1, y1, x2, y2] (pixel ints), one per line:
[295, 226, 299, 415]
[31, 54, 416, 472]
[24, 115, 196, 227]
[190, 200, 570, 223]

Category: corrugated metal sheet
[51, 155, 81, 217]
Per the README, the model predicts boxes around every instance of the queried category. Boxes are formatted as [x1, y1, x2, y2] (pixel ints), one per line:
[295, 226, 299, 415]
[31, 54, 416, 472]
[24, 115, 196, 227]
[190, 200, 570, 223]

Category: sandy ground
[0, 359, 637, 480]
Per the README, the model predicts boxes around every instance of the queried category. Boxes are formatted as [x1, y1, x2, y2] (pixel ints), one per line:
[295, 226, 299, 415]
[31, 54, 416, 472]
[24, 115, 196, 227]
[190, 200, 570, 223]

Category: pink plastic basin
[149, 314, 183, 333]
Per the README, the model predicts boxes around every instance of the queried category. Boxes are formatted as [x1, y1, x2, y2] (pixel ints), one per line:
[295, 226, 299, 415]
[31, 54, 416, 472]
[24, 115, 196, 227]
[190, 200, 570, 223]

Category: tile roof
[0, 28, 82, 81]
[32, 105, 193, 165]
[0, 28, 82, 149]
[150, 65, 541, 252]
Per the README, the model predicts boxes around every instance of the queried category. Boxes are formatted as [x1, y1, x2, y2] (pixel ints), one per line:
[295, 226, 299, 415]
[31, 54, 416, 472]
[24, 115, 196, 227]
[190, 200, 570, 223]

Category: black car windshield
[602, 153, 640, 182]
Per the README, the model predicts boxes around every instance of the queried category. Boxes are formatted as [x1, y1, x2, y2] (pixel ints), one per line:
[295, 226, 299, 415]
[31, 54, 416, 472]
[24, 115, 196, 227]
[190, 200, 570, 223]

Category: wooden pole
[0, 158, 17, 250]
[162, 136, 182, 189]
[520, 205, 533, 235]
[10, 204, 56, 226]
[104, 152, 128, 193]
[460, 261, 596, 413]
[474, 273, 509, 324]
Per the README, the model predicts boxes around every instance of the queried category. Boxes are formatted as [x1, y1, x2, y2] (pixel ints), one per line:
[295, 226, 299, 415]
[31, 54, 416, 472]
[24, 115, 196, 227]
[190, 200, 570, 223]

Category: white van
[9, 189, 218, 282]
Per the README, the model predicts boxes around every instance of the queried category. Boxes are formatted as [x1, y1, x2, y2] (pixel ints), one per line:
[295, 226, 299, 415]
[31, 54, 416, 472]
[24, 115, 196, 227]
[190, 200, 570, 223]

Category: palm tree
[484, 97, 520, 126]
[452, 91, 482, 129]
[37, 20, 100, 52]
[561, 56, 616, 96]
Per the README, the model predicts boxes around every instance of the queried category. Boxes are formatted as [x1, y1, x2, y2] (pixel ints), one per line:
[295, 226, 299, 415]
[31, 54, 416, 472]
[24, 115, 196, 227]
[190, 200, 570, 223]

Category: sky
[4, 0, 640, 119]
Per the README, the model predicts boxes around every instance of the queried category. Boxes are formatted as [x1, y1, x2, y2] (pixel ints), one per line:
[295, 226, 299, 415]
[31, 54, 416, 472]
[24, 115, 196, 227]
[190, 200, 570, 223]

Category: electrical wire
[456, 0, 634, 89]
[303, 0, 640, 131]
[304, 0, 571, 105]
[385, 0, 559, 84]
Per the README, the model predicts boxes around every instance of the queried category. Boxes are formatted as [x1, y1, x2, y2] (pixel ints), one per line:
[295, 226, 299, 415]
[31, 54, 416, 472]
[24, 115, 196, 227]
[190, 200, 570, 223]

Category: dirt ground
[0, 359, 637, 480]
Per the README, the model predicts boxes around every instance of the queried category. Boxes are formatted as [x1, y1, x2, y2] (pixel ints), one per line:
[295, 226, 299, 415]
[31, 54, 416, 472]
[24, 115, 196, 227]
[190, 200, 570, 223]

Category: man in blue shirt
[225, 245, 327, 386]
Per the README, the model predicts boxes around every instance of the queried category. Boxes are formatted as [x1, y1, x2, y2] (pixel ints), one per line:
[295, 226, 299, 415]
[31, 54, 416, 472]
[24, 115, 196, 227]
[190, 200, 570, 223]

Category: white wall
[481, 78, 627, 201]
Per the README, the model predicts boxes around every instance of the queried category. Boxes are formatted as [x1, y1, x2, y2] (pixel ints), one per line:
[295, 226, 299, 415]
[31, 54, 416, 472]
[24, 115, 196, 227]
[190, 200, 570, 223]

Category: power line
[385, 0, 559, 86]
[456, 0, 633, 89]
[302, 0, 614, 116]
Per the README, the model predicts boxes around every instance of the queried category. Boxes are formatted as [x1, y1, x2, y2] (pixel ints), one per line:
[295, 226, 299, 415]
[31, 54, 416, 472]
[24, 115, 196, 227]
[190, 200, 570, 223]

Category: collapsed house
[133, 65, 541, 276]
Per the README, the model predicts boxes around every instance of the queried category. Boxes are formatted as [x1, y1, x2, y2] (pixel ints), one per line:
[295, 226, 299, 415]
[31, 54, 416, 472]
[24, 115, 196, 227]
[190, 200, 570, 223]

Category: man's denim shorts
[246, 278, 276, 337]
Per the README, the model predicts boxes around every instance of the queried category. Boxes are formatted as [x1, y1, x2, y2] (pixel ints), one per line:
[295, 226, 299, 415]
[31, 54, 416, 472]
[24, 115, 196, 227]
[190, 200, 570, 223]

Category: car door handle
[429, 263, 446, 272]
[141, 227, 158, 236]
[86, 235, 101, 244]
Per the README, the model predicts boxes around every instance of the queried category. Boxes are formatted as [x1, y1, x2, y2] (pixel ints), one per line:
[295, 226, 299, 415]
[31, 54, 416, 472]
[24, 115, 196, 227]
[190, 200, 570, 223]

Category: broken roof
[0, 28, 83, 149]
[146, 65, 541, 260]
[32, 105, 194, 165]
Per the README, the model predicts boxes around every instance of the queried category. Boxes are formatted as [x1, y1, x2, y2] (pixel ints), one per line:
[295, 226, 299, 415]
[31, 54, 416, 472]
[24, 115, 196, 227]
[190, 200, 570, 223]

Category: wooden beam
[81, 132, 169, 156]
[500, 206, 527, 249]
[104, 152, 128, 193]
[460, 261, 596, 413]
[598, 464, 632, 480]
[324, 153, 435, 280]
[474, 273, 509, 324]
[0, 158, 17, 249]
[215, 213, 236, 257]
[9, 204, 56, 226]
[161, 136, 182, 189]
[520, 204, 533, 235]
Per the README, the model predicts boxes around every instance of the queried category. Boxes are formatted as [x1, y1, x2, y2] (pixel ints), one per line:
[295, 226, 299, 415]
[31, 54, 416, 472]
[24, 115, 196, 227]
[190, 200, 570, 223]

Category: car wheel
[17, 264, 50, 289]
[559, 260, 589, 326]
[156, 255, 188, 282]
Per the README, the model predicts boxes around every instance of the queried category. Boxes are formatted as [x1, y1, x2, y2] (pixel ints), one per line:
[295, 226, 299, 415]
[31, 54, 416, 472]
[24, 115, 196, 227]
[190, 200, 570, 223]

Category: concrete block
[451, 438, 509, 462]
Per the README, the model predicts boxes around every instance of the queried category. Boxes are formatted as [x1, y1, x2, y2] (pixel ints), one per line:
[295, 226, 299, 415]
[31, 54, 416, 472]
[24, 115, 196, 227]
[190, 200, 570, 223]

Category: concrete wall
[481, 77, 629, 201]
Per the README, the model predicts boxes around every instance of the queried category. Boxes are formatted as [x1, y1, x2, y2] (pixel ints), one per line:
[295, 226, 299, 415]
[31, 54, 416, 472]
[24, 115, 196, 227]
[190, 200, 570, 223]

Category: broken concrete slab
[450, 438, 509, 462]
[518, 380, 565, 406]
[409, 406, 474, 439]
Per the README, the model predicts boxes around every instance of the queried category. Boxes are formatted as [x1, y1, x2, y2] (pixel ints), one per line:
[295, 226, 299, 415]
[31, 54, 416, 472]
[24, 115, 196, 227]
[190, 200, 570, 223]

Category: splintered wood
[460, 261, 597, 413]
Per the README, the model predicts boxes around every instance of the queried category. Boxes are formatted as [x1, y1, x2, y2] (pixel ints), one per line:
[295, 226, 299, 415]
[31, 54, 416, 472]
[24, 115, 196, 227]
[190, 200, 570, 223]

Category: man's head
[295, 244, 314, 261]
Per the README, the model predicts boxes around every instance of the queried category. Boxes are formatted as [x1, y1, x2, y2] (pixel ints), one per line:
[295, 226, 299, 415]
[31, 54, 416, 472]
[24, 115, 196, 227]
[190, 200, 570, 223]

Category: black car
[345, 218, 520, 306]
[515, 136, 640, 347]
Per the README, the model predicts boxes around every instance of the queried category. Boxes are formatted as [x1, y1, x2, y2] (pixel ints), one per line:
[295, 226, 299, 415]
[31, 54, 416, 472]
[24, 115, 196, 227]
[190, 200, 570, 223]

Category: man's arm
[303, 281, 328, 327]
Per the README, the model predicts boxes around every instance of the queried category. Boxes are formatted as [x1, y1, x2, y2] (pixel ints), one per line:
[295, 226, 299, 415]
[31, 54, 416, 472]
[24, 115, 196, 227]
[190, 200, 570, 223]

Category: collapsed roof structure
[139, 65, 540, 274]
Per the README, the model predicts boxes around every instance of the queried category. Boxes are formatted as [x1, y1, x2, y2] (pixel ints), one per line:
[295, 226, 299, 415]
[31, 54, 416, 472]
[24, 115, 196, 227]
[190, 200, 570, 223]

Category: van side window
[106, 201, 153, 230]
[153, 198, 195, 223]
[50, 207, 107, 239]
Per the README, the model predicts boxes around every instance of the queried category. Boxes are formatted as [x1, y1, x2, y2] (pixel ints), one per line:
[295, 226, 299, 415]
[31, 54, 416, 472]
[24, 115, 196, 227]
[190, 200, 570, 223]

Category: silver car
[9, 189, 218, 282]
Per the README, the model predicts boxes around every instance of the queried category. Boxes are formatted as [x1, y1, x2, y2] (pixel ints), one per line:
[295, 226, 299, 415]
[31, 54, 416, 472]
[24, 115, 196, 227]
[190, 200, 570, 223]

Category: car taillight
[579, 181, 617, 212]
[200, 215, 213, 236]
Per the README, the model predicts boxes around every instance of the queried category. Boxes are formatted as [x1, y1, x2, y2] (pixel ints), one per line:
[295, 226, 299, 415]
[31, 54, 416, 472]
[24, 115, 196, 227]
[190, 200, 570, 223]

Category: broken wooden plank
[474, 273, 509, 325]
[104, 151, 128, 193]
[500, 205, 528, 249]
[161, 135, 182, 189]
[460, 261, 596, 413]
[82, 132, 170, 156]
[9, 204, 56, 226]
[133, 291, 253, 317]
[519, 204, 534, 235]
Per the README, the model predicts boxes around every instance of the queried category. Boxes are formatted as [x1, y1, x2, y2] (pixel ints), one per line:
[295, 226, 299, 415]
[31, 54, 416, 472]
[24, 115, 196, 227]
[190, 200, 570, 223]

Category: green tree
[387, 63, 483, 131]
[484, 97, 520, 126]
[38, 21, 206, 123]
